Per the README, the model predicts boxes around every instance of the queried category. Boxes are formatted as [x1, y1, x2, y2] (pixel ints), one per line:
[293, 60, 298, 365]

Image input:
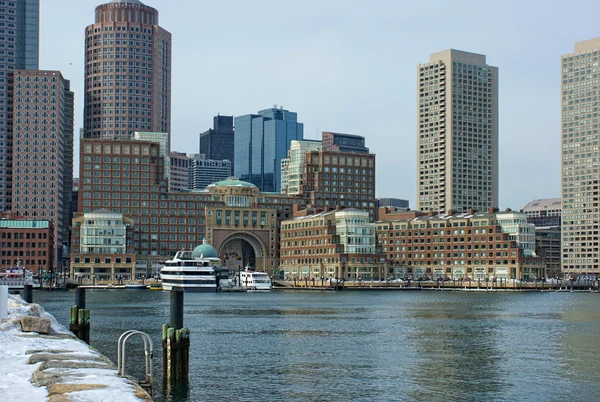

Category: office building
[377, 208, 545, 280]
[417, 49, 498, 213]
[134, 131, 170, 182]
[84, 0, 171, 140]
[12, 70, 74, 269]
[0, 213, 54, 276]
[234, 107, 303, 192]
[535, 226, 561, 279]
[299, 149, 377, 221]
[281, 139, 322, 195]
[280, 209, 385, 280]
[189, 154, 231, 190]
[561, 38, 600, 278]
[322, 132, 369, 153]
[70, 211, 135, 282]
[378, 198, 410, 210]
[0, 0, 39, 211]
[521, 198, 561, 227]
[199, 115, 234, 170]
[169, 151, 189, 192]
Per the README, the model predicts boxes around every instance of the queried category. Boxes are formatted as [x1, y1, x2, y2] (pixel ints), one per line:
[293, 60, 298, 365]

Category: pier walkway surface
[0, 294, 151, 402]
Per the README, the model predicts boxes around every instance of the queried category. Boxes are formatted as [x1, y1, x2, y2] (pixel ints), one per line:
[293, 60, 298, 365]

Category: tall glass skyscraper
[0, 0, 39, 211]
[234, 108, 303, 193]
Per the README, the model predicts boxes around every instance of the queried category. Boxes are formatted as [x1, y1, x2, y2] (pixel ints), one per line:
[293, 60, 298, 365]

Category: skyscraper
[234, 107, 303, 193]
[199, 115, 234, 170]
[12, 70, 74, 269]
[0, 0, 39, 211]
[416, 49, 498, 214]
[561, 37, 600, 278]
[84, 0, 171, 140]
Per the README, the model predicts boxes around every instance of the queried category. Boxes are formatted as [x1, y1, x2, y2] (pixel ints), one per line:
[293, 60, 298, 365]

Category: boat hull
[162, 284, 216, 292]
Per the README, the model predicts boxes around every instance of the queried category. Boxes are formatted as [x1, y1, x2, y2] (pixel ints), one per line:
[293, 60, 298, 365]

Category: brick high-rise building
[12, 70, 74, 269]
[560, 37, 600, 278]
[0, 0, 39, 211]
[417, 49, 498, 214]
[84, 0, 171, 140]
[299, 149, 377, 221]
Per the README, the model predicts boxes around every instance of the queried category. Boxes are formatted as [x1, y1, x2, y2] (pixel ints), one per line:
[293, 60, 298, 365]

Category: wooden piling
[23, 284, 33, 303]
[69, 287, 90, 344]
[163, 291, 189, 387]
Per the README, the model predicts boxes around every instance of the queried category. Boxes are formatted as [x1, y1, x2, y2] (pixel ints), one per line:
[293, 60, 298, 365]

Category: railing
[117, 330, 153, 395]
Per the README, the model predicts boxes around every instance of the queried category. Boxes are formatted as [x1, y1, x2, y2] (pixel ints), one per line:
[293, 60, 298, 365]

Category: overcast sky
[40, 0, 600, 210]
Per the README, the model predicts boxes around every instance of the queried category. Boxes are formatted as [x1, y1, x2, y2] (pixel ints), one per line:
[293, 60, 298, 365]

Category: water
[35, 290, 600, 401]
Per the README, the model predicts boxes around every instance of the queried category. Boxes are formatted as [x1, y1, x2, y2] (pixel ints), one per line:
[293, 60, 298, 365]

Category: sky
[39, 0, 600, 210]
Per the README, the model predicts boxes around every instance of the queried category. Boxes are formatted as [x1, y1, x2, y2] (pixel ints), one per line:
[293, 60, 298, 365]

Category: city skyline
[38, 0, 600, 210]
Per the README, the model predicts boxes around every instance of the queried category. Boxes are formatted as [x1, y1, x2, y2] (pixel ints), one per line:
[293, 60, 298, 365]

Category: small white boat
[124, 283, 147, 290]
[235, 268, 272, 291]
[0, 266, 35, 291]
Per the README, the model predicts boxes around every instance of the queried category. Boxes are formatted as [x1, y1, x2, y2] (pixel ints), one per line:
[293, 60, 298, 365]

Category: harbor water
[35, 290, 600, 401]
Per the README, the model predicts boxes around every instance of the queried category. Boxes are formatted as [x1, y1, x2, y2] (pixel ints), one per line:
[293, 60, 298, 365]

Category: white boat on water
[0, 266, 35, 291]
[160, 240, 222, 292]
[232, 268, 272, 291]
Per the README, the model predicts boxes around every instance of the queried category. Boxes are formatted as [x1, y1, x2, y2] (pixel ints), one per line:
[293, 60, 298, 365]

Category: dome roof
[191, 239, 219, 259]
[111, 0, 145, 4]
[207, 177, 257, 189]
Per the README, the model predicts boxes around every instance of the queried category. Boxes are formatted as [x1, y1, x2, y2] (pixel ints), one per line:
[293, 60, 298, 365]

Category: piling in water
[163, 290, 189, 389]
[69, 287, 90, 344]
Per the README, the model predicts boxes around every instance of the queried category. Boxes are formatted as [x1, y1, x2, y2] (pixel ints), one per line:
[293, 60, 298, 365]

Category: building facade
[521, 198, 561, 227]
[561, 38, 600, 278]
[0, 215, 54, 276]
[169, 151, 189, 192]
[11, 70, 74, 268]
[0, 0, 39, 211]
[535, 226, 561, 279]
[280, 209, 385, 280]
[76, 138, 308, 277]
[377, 209, 545, 281]
[299, 149, 377, 221]
[322, 131, 369, 153]
[281, 139, 322, 195]
[188, 154, 231, 190]
[234, 107, 304, 193]
[199, 115, 234, 170]
[70, 210, 136, 281]
[84, 0, 171, 140]
[378, 198, 410, 210]
[417, 49, 498, 214]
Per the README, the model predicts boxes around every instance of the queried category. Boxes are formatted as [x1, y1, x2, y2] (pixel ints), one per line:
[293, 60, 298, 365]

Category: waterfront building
[84, 0, 171, 140]
[494, 209, 536, 257]
[377, 208, 546, 280]
[322, 132, 369, 153]
[281, 139, 322, 196]
[521, 198, 561, 227]
[0, 213, 54, 276]
[417, 49, 498, 214]
[534, 226, 561, 279]
[189, 154, 231, 190]
[11, 70, 74, 269]
[561, 38, 600, 278]
[298, 149, 377, 221]
[0, 0, 39, 211]
[280, 209, 385, 280]
[70, 210, 136, 281]
[169, 151, 189, 192]
[199, 115, 234, 171]
[234, 107, 304, 193]
[76, 138, 307, 277]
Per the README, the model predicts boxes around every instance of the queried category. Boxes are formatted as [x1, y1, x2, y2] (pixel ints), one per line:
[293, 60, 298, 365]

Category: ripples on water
[35, 290, 600, 401]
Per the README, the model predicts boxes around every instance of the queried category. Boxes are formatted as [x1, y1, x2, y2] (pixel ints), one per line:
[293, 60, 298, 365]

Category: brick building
[0, 213, 54, 276]
[280, 209, 385, 280]
[377, 209, 546, 281]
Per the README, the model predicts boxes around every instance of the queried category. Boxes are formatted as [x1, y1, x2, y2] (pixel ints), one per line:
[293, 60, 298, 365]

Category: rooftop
[207, 177, 257, 189]
[521, 198, 561, 212]
[0, 220, 50, 229]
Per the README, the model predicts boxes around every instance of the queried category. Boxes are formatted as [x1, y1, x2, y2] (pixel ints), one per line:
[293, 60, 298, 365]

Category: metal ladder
[117, 330, 154, 395]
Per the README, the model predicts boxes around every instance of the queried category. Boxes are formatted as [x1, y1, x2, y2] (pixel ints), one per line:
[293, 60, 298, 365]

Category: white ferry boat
[237, 269, 272, 291]
[160, 240, 222, 292]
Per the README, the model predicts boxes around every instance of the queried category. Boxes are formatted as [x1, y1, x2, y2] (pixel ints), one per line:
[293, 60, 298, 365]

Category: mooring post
[163, 290, 190, 389]
[23, 284, 33, 303]
[69, 287, 90, 344]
